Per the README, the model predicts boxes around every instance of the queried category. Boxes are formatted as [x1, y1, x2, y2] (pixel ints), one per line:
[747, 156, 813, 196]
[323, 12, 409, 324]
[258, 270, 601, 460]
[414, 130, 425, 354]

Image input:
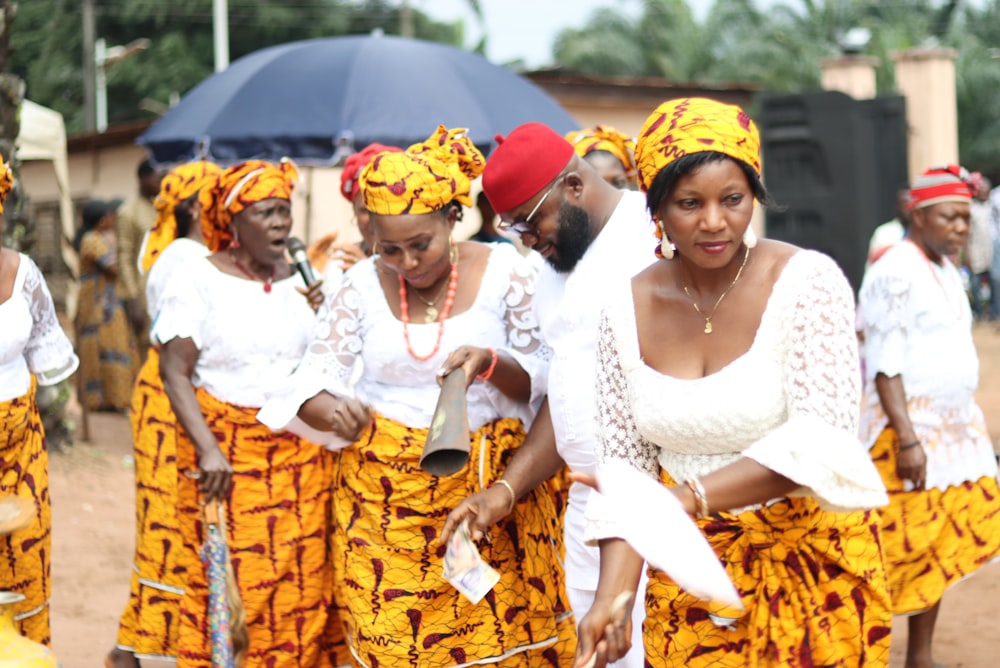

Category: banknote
[442, 518, 500, 604]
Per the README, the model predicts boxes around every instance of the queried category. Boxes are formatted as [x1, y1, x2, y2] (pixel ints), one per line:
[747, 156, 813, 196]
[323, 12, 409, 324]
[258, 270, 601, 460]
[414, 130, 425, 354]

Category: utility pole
[213, 0, 229, 72]
[400, 0, 414, 38]
[82, 0, 96, 132]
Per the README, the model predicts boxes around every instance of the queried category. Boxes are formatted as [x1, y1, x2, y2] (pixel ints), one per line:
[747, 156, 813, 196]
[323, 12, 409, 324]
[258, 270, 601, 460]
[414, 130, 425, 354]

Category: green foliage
[9, 0, 463, 133]
[553, 0, 1000, 177]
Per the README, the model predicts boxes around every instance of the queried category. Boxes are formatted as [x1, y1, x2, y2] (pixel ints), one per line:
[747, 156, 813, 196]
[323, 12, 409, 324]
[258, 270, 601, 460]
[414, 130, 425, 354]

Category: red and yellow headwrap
[202, 158, 299, 252]
[908, 164, 974, 210]
[635, 97, 761, 193]
[340, 143, 403, 202]
[0, 152, 13, 215]
[565, 125, 637, 178]
[359, 126, 485, 216]
[141, 161, 222, 272]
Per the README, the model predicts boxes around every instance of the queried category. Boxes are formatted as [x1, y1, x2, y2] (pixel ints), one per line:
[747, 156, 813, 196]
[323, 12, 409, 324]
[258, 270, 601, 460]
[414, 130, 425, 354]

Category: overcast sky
[417, 0, 724, 67]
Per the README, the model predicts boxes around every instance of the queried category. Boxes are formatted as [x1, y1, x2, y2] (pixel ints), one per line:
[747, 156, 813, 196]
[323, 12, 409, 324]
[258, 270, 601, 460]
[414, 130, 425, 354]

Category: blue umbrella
[137, 34, 579, 164]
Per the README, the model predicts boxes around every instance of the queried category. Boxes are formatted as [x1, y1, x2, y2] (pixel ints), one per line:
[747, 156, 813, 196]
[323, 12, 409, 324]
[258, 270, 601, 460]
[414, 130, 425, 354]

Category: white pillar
[95, 38, 108, 133]
[213, 0, 230, 72]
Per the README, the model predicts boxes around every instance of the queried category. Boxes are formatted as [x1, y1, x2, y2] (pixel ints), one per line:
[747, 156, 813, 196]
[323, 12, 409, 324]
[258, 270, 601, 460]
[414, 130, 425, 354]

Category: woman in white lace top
[0, 154, 79, 645]
[259, 127, 574, 667]
[574, 98, 891, 668]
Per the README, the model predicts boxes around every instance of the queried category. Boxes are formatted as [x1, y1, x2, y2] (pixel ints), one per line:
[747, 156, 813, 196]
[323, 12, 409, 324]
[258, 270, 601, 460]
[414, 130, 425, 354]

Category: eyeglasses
[497, 175, 565, 238]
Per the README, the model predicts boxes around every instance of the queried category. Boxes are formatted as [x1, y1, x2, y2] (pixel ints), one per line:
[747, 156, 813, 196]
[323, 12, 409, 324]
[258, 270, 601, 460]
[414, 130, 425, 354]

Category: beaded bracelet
[477, 347, 499, 382]
[684, 478, 710, 518]
[493, 479, 516, 513]
[898, 440, 921, 451]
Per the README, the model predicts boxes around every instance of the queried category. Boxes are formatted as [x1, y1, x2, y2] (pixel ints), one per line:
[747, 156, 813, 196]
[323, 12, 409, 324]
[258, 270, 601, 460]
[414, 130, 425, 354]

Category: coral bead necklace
[399, 248, 459, 361]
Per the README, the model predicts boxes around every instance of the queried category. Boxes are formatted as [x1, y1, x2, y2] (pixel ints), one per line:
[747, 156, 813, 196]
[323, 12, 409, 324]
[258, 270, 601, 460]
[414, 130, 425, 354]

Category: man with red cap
[444, 122, 655, 667]
[859, 164, 1000, 668]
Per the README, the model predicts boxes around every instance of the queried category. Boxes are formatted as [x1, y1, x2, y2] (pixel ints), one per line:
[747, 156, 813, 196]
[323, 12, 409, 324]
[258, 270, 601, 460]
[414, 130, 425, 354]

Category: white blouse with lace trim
[0, 253, 79, 402]
[152, 256, 315, 408]
[585, 251, 887, 544]
[858, 240, 997, 490]
[258, 242, 551, 448]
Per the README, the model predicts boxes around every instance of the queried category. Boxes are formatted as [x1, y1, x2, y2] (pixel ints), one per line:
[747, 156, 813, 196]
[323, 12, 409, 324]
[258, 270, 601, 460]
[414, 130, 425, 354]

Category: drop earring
[743, 226, 758, 249]
[658, 221, 675, 260]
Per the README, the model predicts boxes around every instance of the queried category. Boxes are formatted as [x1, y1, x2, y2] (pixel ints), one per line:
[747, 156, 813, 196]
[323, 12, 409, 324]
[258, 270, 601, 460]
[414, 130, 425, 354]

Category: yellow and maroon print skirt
[0, 379, 51, 645]
[870, 427, 1000, 615]
[644, 470, 891, 667]
[332, 414, 575, 667]
[115, 349, 185, 660]
[174, 388, 348, 668]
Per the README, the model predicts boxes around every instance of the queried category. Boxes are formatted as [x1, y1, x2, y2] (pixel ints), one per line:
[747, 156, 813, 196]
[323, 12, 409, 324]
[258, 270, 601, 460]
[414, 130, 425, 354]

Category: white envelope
[596, 459, 744, 610]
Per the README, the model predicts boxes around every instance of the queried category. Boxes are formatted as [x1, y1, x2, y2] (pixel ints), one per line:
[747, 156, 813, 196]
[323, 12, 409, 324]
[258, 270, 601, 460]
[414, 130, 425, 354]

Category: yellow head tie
[635, 97, 761, 193]
[360, 126, 485, 216]
[565, 125, 637, 177]
[202, 158, 299, 252]
[0, 153, 13, 215]
[141, 161, 222, 272]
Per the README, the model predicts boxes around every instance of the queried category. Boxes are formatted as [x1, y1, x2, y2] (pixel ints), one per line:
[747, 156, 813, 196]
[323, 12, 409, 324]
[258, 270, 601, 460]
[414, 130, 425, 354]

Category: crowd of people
[0, 94, 998, 668]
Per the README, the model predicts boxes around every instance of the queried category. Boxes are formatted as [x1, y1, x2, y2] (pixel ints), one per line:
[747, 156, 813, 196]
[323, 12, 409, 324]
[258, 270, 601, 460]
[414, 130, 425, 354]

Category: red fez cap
[482, 123, 575, 214]
[908, 164, 974, 210]
[340, 143, 403, 202]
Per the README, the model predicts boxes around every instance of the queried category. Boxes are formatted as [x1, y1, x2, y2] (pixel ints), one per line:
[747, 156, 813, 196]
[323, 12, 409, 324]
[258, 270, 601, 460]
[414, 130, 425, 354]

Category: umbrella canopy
[138, 34, 579, 164]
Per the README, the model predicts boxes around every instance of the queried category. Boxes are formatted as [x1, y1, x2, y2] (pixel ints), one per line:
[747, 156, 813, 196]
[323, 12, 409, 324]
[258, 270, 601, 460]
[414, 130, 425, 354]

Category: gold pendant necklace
[410, 276, 449, 323]
[680, 245, 750, 334]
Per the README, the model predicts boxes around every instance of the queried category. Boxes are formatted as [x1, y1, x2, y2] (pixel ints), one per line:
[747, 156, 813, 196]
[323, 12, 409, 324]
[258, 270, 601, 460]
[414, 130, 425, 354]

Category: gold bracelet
[494, 479, 516, 513]
[684, 478, 710, 518]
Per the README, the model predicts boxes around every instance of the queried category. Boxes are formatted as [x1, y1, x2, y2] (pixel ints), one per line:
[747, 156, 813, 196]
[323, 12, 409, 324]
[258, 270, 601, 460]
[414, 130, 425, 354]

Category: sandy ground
[45, 326, 1000, 667]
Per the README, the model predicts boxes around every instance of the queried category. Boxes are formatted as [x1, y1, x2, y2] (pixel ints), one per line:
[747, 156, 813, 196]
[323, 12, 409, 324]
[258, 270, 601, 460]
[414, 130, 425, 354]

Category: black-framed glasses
[497, 175, 565, 238]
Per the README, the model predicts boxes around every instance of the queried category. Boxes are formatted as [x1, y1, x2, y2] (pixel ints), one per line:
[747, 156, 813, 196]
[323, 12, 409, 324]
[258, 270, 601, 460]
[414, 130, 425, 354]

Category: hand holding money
[442, 518, 500, 604]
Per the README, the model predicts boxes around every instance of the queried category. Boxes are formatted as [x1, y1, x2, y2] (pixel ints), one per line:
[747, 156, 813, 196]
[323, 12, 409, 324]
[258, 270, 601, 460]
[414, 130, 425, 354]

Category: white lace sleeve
[257, 276, 363, 449]
[859, 272, 911, 379]
[585, 308, 660, 544]
[21, 256, 78, 385]
[742, 254, 887, 510]
[494, 247, 551, 406]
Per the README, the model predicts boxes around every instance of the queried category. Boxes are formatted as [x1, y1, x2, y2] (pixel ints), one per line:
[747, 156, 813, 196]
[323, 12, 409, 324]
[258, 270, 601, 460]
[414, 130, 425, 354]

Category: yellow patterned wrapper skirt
[642, 470, 891, 667]
[0, 378, 51, 645]
[332, 414, 576, 668]
[174, 388, 349, 667]
[115, 349, 185, 660]
[870, 427, 1000, 615]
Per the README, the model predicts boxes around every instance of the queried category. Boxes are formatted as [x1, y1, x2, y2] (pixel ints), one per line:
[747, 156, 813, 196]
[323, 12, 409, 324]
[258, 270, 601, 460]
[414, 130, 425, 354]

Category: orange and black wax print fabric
[0, 379, 52, 645]
[331, 414, 576, 668]
[173, 388, 349, 668]
[114, 349, 186, 660]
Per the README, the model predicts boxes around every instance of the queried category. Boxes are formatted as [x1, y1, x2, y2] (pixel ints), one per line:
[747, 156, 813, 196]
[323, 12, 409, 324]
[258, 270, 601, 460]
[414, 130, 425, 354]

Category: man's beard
[546, 201, 593, 273]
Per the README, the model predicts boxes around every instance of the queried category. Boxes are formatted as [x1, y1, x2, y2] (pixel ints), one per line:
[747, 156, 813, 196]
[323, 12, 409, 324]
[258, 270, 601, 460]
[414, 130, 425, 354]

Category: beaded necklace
[399, 247, 459, 361]
[230, 249, 275, 293]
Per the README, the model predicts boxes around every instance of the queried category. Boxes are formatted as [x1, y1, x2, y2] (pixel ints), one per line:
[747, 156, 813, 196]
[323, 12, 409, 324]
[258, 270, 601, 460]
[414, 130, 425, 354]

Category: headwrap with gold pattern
[359, 126, 485, 216]
[0, 152, 13, 215]
[565, 125, 637, 177]
[202, 159, 299, 252]
[635, 97, 761, 193]
[141, 161, 222, 272]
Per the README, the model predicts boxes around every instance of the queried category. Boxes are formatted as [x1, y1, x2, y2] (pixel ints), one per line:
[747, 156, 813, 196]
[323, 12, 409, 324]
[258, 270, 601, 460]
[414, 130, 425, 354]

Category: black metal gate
[760, 91, 909, 292]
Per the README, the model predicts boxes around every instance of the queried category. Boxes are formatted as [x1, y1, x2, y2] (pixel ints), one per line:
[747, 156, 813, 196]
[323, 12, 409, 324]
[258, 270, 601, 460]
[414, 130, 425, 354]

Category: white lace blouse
[258, 243, 550, 447]
[0, 253, 79, 402]
[153, 256, 316, 408]
[586, 251, 887, 543]
[858, 240, 996, 490]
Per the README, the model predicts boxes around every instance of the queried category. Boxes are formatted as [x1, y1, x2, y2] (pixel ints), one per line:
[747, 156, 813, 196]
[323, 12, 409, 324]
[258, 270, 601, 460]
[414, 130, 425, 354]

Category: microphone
[286, 237, 317, 285]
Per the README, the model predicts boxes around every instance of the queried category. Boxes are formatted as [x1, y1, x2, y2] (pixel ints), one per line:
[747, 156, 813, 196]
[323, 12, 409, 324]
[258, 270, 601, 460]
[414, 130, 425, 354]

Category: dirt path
[46, 326, 1000, 667]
